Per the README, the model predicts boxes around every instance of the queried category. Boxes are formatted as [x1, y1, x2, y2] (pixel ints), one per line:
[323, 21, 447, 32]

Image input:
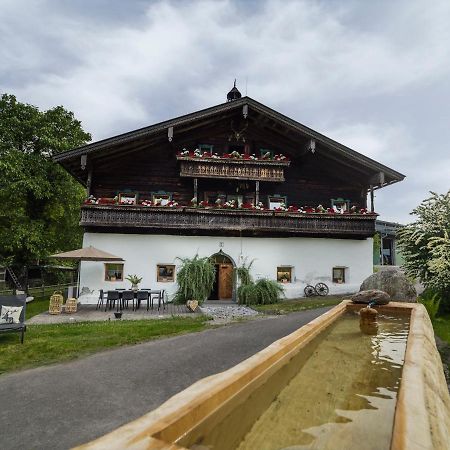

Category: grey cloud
[1, 0, 449, 223]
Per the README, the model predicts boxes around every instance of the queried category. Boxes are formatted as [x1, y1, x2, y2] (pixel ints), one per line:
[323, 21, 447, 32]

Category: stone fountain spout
[359, 301, 379, 335]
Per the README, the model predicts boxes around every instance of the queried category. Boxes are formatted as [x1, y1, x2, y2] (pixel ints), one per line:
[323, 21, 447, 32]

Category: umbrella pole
[77, 261, 81, 299]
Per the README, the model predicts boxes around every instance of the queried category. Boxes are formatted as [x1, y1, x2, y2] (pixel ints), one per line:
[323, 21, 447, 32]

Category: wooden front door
[218, 264, 233, 300]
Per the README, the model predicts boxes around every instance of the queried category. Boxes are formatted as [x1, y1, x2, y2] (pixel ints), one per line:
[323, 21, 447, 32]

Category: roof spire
[227, 80, 242, 102]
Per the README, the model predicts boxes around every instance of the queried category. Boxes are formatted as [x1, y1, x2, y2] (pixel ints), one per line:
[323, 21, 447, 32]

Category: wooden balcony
[176, 156, 290, 182]
[80, 205, 376, 238]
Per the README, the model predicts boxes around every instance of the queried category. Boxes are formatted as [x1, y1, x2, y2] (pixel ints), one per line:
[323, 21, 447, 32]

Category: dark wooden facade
[54, 96, 405, 238]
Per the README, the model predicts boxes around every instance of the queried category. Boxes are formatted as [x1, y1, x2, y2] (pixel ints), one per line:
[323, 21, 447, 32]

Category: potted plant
[125, 274, 143, 292]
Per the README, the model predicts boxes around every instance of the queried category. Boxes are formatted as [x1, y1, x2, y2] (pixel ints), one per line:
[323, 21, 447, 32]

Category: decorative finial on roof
[227, 80, 242, 102]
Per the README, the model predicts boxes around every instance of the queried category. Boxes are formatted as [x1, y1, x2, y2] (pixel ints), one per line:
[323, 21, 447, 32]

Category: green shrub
[238, 283, 260, 305]
[173, 255, 215, 304]
[418, 289, 441, 320]
[238, 278, 284, 305]
[235, 259, 254, 286]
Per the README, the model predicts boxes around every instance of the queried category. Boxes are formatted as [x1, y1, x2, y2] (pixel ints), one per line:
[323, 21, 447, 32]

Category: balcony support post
[86, 166, 93, 196]
[370, 185, 374, 212]
[255, 181, 260, 205]
[194, 178, 198, 202]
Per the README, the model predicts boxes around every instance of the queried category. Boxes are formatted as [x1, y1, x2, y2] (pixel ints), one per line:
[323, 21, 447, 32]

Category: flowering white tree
[398, 191, 450, 305]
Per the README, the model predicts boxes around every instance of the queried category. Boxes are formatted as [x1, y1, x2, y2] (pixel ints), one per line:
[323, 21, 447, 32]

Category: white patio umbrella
[49, 246, 124, 298]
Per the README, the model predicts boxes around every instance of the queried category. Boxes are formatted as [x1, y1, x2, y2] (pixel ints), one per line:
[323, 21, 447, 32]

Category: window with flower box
[268, 195, 287, 210]
[277, 266, 293, 283]
[332, 267, 346, 283]
[331, 198, 350, 212]
[118, 193, 137, 205]
[105, 264, 124, 282]
[151, 192, 172, 206]
[199, 144, 214, 153]
[260, 148, 274, 158]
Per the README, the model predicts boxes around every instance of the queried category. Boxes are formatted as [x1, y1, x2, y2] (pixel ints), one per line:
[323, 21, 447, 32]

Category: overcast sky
[1, 0, 449, 223]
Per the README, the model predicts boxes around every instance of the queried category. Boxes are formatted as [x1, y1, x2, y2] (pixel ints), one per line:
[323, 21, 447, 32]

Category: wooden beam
[86, 166, 93, 196]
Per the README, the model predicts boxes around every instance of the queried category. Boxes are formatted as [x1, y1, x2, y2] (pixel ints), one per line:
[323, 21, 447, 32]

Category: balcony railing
[176, 156, 290, 182]
[81, 205, 376, 238]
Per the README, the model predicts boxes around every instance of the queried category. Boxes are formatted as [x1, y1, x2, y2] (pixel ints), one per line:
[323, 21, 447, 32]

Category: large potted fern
[174, 255, 215, 305]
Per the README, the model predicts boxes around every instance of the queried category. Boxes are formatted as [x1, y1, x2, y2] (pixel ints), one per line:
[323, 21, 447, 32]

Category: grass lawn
[433, 316, 450, 379]
[433, 316, 450, 343]
[251, 295, 346, 314]
[0, 316, 209, 375]
[25, 295, 51, 319]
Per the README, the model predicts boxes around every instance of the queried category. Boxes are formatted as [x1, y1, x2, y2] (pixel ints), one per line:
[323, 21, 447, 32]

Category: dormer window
[331, 198, 350, 212]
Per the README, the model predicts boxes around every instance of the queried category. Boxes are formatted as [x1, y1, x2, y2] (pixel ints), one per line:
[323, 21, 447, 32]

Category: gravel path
[200, 304, 259, 323]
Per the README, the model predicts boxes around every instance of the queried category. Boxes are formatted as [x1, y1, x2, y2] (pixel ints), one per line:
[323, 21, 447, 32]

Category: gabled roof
[54, 96, 405, 188]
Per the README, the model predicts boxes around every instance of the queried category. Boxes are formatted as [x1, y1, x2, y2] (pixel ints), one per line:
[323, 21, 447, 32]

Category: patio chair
[158, 289, 166, 311]
[96, 289, 104, 310]
[105, 290, 120, 311]
[136, 290, 149, 311]
[0, 294, 27, 344]
[121, 290, 135, 310]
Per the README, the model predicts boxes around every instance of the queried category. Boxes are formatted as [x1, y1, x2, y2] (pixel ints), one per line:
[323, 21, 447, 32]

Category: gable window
[260, 148, 274, 158]
[199, 144, 214, 153]
[331, 198, 350, 212]
[105, 264, 124, 282]
[277, 266, 293, 283]
[157, 264, 175, 282]
[332, 267, 346, 283]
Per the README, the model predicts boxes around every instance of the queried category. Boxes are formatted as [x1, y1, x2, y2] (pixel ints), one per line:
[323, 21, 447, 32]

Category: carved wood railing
[176, 156, 290, 181]
[81, 205, 376, 238]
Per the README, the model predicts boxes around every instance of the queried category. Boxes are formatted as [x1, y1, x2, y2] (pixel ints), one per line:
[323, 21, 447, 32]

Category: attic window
[331, 198, 350, 212]
[199, 144, 214, 153]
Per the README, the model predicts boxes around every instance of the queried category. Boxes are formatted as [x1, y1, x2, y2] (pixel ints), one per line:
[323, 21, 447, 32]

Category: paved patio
[28, 302, 200, 324]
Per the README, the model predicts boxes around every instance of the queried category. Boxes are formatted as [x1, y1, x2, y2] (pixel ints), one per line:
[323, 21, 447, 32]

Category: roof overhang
[54, 97, 405, 189]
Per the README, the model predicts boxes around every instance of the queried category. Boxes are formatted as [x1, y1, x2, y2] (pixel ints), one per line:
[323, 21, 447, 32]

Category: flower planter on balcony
[80, 204, 376, 239]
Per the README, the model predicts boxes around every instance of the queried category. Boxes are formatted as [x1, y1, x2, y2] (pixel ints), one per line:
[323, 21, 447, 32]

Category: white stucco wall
[79, 233, 373, 304]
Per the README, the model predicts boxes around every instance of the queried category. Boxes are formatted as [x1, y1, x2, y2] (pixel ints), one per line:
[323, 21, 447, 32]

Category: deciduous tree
[398, 191, 450, 306]
[0, 94, 91, 271]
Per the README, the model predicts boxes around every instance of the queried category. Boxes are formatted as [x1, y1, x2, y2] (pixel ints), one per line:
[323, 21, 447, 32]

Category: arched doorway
[209, 251, 235, 301]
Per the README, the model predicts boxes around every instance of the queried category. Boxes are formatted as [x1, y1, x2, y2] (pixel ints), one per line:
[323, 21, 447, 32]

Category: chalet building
[54, 84, 405, 303]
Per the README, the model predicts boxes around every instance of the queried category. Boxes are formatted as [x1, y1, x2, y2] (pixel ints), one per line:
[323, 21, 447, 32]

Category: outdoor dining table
[111, 288, 164, 311]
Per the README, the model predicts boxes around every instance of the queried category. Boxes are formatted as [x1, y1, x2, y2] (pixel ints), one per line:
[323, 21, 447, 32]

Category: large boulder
[351, 289, 390, 305]
[360, 267, 417, 302]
